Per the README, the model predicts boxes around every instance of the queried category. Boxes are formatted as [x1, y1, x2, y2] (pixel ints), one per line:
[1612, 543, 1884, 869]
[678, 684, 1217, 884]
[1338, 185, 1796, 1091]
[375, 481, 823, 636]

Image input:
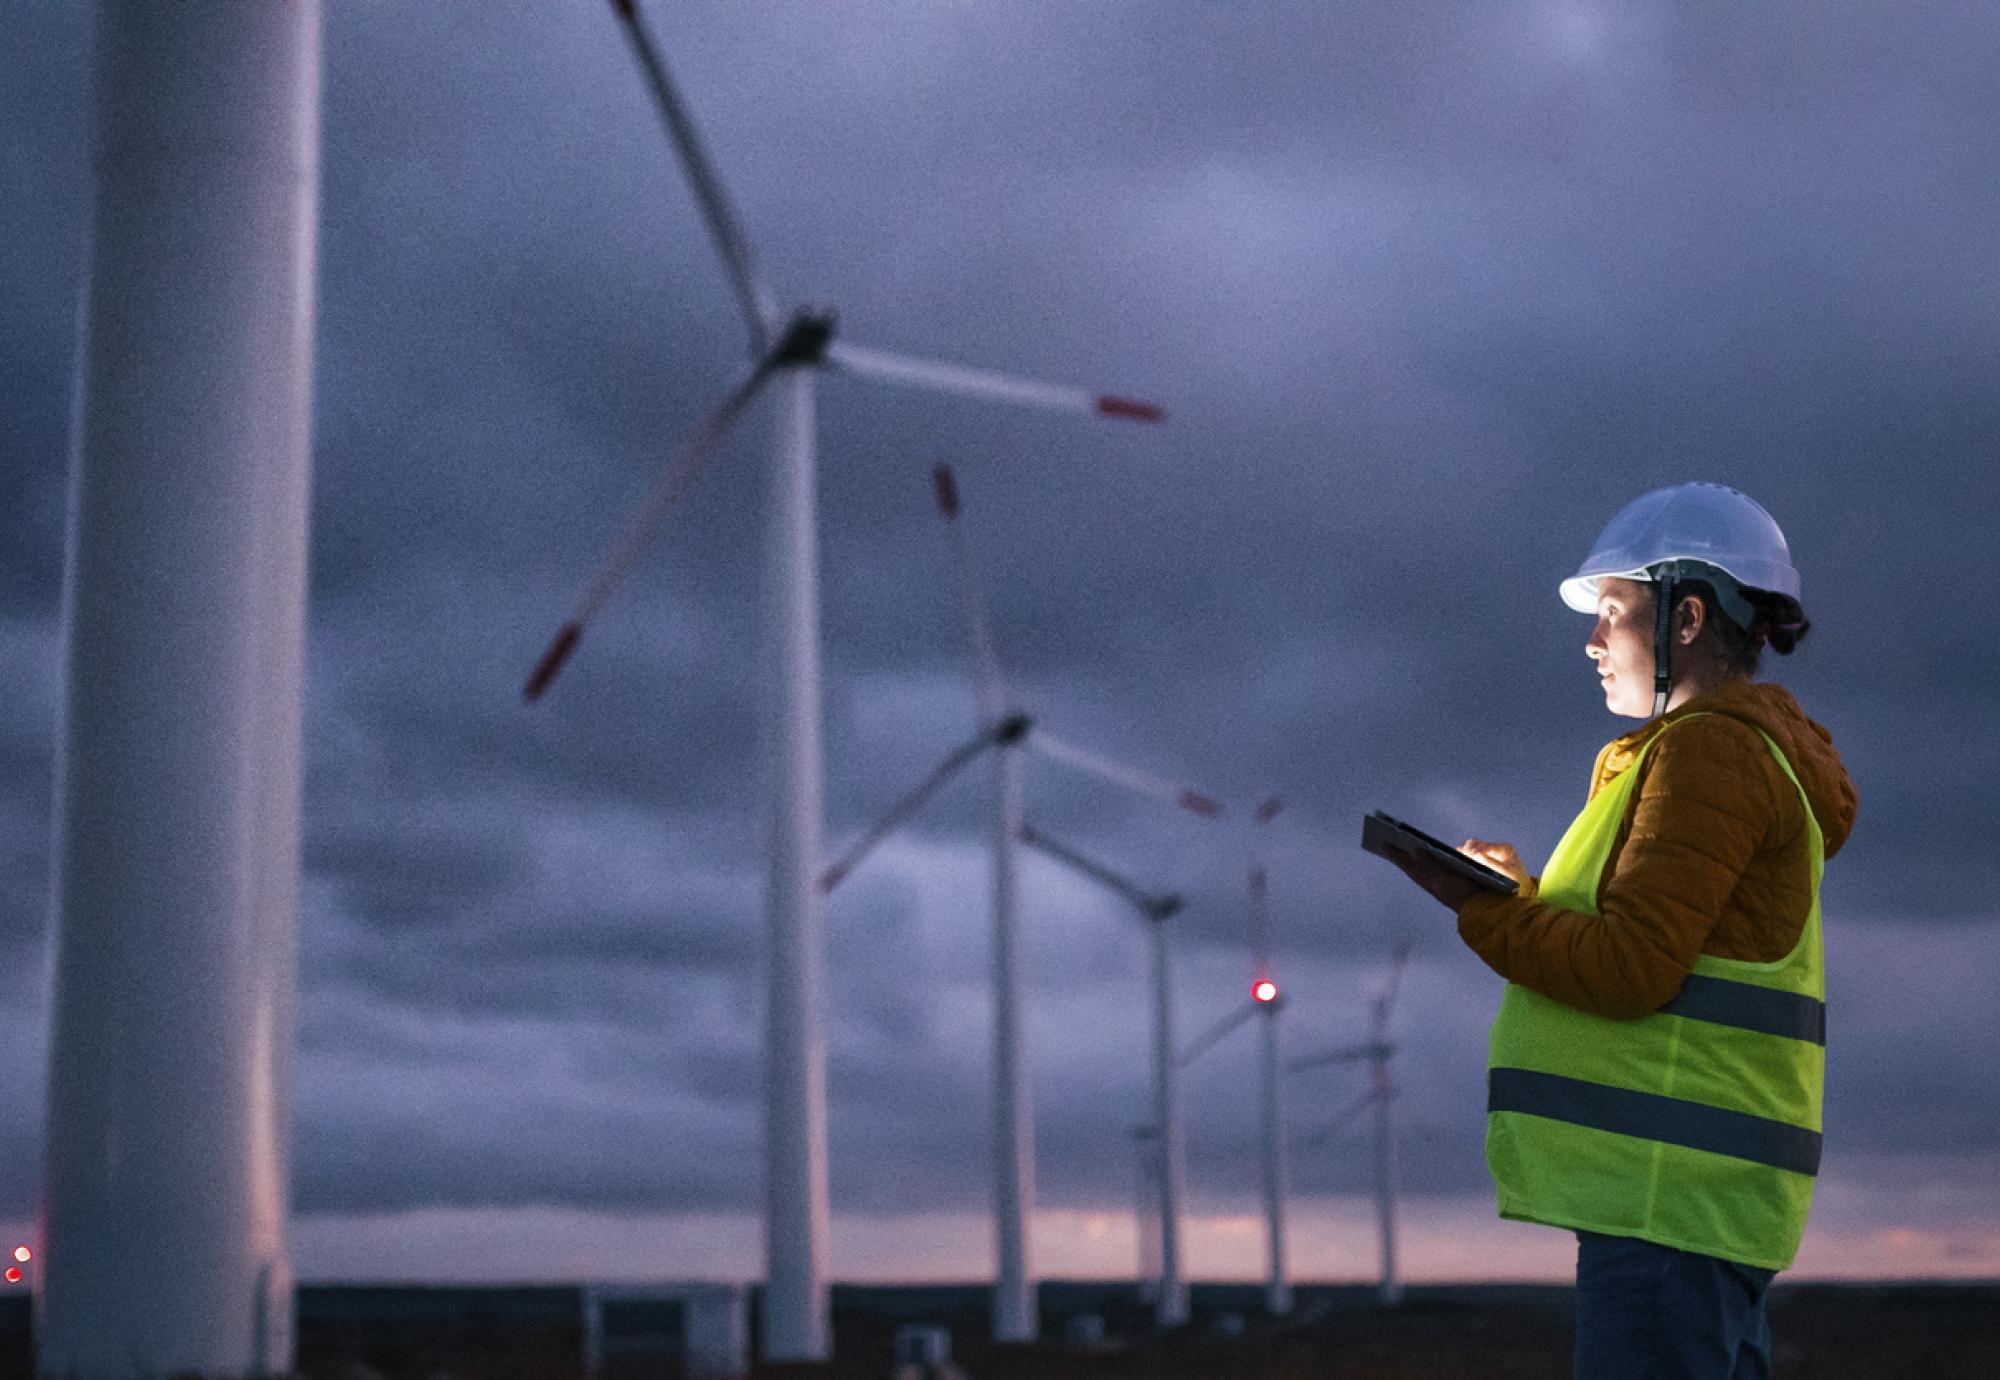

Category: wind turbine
[1249, 797, 1291, 1316]
[817, 464, 1214, 1342]
[1292, 941, 1410, 1308]
[39, 7, 319, 1376]
[523, 4, 1162, 1361]
[1175, 794, 1292, 1315]
[1016, 823, 1192, 1329]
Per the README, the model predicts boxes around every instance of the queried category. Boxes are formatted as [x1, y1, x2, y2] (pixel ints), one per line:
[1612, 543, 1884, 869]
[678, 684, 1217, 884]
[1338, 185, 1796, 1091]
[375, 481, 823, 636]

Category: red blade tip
[1180, 790, 1222, 818]
[932, 464, 960, 519]
[524, 623, 584, 703]
[1096, 395, 1165, 423]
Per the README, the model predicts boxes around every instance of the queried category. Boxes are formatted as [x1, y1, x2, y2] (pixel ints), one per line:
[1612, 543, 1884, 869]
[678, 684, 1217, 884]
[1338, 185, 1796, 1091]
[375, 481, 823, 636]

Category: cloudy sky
[4, 1, 1997, 1286]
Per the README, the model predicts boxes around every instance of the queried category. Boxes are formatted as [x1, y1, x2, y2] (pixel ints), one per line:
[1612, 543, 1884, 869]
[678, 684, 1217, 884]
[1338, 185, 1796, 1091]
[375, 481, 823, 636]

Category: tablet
[1362, 810, 1518, 894]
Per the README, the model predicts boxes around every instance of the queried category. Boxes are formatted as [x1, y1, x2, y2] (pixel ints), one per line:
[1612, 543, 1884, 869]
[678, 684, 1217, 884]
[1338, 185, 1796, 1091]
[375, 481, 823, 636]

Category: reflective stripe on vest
[1659, 973, 1825, 1046]
[1489, 1069, 1823, 1177]
[1484, 714, 1826, 1272]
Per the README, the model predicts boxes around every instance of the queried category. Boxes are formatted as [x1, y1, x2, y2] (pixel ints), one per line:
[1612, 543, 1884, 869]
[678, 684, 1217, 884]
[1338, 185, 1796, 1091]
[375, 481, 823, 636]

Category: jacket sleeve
[1454, 715, 1779, 1019]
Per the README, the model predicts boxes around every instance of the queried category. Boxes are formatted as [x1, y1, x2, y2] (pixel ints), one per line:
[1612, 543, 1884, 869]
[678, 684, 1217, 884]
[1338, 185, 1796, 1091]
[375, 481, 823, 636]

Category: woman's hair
[1679, 578, 1811, 676]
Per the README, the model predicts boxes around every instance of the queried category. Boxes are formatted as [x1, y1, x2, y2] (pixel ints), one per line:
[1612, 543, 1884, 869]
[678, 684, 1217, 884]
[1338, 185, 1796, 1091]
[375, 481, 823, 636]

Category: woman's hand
[1383, 837, 1531, 912]
[1460, 838, 1531, 890]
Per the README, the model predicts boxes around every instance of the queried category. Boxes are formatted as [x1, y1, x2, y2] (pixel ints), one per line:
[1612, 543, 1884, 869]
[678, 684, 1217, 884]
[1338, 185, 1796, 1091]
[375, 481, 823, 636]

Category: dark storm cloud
[0, 622, 57, 1004]
[0, 1006, 45, 1217]
[0, 2, 87, 622]
[302, 805, 769, 1021]
[293, 1002, 760, 1213]
[312, 912, 749, 1024]
[307, 816, 533, 933]
[4, 0, 1996, 1249]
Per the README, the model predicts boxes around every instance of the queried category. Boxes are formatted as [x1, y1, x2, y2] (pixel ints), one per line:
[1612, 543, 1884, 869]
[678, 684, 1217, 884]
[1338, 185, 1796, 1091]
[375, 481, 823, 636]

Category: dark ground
[4, 1279, 1996, 1378]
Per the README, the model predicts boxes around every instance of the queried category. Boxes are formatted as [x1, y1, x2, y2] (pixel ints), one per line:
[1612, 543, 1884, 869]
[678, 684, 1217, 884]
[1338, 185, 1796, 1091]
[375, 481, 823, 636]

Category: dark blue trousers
[1573, 1231, 1777, 1380]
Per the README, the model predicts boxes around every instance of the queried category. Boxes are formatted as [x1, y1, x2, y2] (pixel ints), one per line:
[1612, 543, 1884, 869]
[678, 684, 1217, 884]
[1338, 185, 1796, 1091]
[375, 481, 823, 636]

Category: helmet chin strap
[1652, 572, 1676, 718]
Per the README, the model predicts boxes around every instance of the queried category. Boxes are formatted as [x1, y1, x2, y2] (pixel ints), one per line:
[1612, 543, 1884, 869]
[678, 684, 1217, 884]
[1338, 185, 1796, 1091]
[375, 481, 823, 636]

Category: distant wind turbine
[522, 4, 1161, 1360]
[1176, 794, 1292, 1315]
[1292, 941, 1411, 1308]
[820, 464, 1216, 1341]
[1018, 823, 1192, 1329]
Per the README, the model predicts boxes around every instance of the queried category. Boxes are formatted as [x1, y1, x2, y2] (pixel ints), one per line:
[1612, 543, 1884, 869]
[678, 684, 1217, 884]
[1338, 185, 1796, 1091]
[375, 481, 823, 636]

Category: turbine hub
[770, 306, 838, 366]
[995, 712, 1033, 745]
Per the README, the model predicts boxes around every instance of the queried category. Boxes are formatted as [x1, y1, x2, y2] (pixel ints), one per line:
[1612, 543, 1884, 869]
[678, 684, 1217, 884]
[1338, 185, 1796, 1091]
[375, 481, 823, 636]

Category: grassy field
[6, 1280, 1997, 1378]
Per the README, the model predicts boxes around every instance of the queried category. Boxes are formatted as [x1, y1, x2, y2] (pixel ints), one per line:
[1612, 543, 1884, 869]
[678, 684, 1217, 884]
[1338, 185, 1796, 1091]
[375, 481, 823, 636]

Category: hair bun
[1765, 619, 1808, 655]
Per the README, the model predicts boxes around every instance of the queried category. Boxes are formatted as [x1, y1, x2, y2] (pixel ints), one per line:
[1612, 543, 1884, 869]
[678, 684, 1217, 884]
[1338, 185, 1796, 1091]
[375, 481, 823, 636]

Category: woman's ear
[1676, 593, 1706, 646]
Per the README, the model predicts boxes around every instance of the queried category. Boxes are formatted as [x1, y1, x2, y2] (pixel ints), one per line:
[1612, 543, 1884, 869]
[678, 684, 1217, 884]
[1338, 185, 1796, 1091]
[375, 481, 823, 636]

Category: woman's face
[1587, 577, 1659, 718]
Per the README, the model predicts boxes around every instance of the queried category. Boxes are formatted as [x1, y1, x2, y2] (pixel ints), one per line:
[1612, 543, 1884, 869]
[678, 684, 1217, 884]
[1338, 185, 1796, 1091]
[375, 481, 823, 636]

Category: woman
[1387, 482, 1857, 1380]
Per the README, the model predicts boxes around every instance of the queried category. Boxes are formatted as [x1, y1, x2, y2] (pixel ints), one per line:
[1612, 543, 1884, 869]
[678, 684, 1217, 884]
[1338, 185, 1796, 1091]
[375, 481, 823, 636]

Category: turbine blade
[610, 0, 777, 354]
[1289, 1042, 1372, 1072]
[1178, 1002, 1256, 1068]
[1017, 822, 1165, 917]
[1293, 1090, 1375, 1149]
[524, 623, 585, 703]
[1025, 730, 1223, 819]
[819, 728, 998, 893]
[932, 464, 1007, 723]
[827, 341, 1164, 423]
[1379, 939, 1412, 1026]
[523, 363, 772, 702]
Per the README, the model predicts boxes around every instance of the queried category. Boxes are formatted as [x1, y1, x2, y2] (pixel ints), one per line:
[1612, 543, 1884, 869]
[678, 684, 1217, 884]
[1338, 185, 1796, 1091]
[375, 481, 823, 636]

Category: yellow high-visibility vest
[1485, 715, 1826, 1270]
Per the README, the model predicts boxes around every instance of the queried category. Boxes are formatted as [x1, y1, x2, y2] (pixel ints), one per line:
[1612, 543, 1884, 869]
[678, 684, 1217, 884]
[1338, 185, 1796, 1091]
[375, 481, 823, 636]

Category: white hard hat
[1559, 483, 1801, 614]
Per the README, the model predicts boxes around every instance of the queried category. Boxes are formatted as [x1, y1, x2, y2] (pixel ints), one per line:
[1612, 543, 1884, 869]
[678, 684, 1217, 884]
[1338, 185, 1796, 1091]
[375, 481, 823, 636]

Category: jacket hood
[1609, 679, 1857, 857]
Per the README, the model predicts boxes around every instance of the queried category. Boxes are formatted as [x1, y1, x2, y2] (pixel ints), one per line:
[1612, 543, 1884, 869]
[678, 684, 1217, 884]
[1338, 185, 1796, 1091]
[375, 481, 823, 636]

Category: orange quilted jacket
[1456, 679, 1857, 1020]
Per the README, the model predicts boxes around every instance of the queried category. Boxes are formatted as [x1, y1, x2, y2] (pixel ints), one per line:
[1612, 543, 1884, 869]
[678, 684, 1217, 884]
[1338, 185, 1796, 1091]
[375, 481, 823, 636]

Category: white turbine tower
[524, 5, 1162, 1361]
[1174, 794, 1292, 1315]
[39, 6, 320, 1376]
[1129, 1125, 1163, 1305]
[1016, 824, 1193, 1329]
[1292, 941, 1411, 1308]
[1250, 797, 1292, 1317]
[818, 465, 1218, 1342]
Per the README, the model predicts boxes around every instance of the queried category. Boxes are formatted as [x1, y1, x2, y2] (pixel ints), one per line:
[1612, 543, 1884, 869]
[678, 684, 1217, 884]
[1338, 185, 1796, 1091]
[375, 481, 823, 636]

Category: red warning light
[1253, 980, 1279, 1004]
[4, 1267, 20, 1285]
[9, 1245, 25, 1263]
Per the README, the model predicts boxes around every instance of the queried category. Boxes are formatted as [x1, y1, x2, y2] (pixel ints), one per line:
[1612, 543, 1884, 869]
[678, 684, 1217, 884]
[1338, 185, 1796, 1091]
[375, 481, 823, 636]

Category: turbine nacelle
[770, 307, 839, 367]
[816, 709, 1038, 896]
[1017, 821, 1185, 926]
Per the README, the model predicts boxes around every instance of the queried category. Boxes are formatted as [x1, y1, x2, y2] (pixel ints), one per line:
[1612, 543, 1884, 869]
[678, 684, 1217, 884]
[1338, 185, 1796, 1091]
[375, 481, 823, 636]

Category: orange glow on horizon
[265, 1201, 2000, 1286]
